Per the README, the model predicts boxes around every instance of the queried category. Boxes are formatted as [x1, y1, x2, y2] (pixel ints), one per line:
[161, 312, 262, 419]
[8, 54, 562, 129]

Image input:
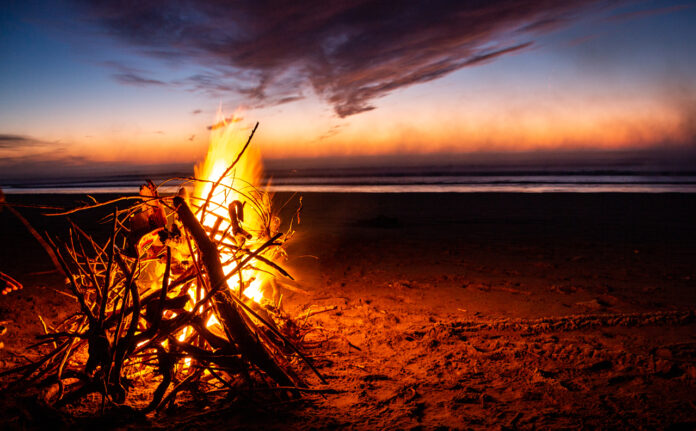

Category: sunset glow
[1, 1, 695, 180]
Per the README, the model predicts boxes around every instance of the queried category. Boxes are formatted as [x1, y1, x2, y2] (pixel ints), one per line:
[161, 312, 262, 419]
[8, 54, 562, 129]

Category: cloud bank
[79, 0, 604, 117]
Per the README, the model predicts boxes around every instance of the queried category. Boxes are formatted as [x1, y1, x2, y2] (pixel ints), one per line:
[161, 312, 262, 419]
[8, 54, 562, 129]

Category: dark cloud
[179, 70, 305, 107]
[0, 134, 30, 148]
[184, 73, 236, 94]
[100, 60, 167, 87]
[112, 72, 166, 87]
[0, 153, 86, 168]
[0, 134, 69, 182]
[79, 0, 605, 117]
[0, 136, 79, 181]
[207, 115, 243, 131]
[606, 4, 693, 23]
[317, 124, 344, 142]
[0, 134, 53, 149]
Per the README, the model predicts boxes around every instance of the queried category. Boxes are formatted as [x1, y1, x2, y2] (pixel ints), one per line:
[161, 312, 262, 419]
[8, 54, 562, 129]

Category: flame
[192, 109, 269, 309]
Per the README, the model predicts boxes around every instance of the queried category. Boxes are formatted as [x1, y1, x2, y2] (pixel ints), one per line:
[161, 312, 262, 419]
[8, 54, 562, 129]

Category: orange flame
[193, 109, 268, 307]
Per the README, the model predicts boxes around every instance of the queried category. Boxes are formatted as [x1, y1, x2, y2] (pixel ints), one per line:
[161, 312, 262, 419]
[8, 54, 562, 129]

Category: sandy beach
[1, 192, 695, 429]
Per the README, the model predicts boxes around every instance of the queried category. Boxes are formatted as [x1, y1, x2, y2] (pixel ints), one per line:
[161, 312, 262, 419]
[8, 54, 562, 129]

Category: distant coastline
[3, 169, 696, 194]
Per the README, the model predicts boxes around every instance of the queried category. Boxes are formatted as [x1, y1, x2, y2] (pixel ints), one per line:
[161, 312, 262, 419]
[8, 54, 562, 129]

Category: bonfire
[0, 113, 323, 411]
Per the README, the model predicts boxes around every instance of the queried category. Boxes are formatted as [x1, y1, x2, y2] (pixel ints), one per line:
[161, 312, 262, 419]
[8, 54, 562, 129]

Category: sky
[1, 0, 695, 180]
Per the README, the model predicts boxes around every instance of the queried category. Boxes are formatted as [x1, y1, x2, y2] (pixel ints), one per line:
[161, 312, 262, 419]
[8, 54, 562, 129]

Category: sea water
[3, 167, 696, 194]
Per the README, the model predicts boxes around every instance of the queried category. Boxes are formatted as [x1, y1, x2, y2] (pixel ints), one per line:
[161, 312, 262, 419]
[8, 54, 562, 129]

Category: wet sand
[1, 192, 695, 429]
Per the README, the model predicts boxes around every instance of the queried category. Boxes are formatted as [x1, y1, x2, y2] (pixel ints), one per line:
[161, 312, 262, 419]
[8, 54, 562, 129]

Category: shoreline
[4, 185, 696, 194]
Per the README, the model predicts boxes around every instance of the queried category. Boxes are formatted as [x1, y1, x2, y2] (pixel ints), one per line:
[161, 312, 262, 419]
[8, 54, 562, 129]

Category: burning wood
[0, 117, 323, 411]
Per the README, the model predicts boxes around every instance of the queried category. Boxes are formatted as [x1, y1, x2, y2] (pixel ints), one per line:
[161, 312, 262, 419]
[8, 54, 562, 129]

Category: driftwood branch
[174, 196, 302, 388]
[1, 125, 316, 412]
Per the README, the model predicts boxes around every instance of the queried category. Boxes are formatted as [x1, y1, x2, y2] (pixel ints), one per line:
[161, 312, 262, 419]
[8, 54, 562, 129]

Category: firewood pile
[0, 125, 324, 412]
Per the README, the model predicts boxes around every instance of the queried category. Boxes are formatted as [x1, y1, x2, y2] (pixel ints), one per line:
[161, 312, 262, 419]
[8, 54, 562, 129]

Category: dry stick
[111, 253, 141, 397]
[0, 338, 71, 383]
[27, 335, 74, 349]
[46, 236, 96, 325]
[187, 234, 276, 318]
[191, 195, 231, 218]
[74, 232, 103, 303]
[189, 175, 268, 211]
[174, 196, 300, 388]
[158, 367, 204, 411]
[100, 269, 197, 330]
[274, 279, 309, 296]
[111, 276, 131, 352]
[218, 240, 293, 280]
[249, 253, 294, 280]
[135, 247, 172, 344]
[57, 325, 84, 401]
[189, 319, 229, 351]
[61, 234, 101, 315]
[4, 205, 64, 275]
[113, 214, 131, 235]
[299, 306, 337, 320]
[204, 365, 236, 391]
[37, 315, 56, 350]
[45, 196, 149, 217]
[69, 219, 108, 266]
[209, 216, 224, 240]
[64, 232, 97, 304]
[50, 237, 111, 401]
[153, 246, 172, 333]
[54, 381, 104, 409]
[229, 246, 246, 299]
[195, 255, 327, 386]
[184, 226, 207, 301]
[53, 311, 83, 332]
[25, 342, 74, 385]
[1, 202, 64, 210]
[14, 196, 316, 404]
[99, 207, 119, 328]
[221, 278, 325, 383]
[143, 346, 173, 412]
[189, 186, 263, 222]
[187, 235, 325, 384]
[199, 121, 259, 219]
[182, 224, 211, 351]
[169, 338, 242, 365]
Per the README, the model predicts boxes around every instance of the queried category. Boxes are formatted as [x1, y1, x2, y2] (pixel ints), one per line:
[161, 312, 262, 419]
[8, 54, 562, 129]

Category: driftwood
[0, 196, 64, 277]
[0, 124, 321, 413]
[174, 196, 302, 388]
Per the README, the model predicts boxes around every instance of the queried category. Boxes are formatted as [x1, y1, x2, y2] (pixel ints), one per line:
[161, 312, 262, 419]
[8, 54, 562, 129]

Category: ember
[0, 113, 322, 411]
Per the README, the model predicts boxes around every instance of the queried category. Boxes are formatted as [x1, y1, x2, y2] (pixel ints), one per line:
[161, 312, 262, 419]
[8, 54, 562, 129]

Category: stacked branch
[0, 132, 323, 412]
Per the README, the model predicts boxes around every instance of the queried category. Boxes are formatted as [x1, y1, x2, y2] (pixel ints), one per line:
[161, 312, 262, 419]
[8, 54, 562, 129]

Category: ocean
[2, 166, 696, 194]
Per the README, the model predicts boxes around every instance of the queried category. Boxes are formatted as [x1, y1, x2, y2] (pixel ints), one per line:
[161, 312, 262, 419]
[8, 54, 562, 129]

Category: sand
[1, 192, 695, 429]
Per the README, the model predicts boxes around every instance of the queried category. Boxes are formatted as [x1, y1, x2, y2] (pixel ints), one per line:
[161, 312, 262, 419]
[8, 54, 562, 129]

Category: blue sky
[1, 0, 695, 179]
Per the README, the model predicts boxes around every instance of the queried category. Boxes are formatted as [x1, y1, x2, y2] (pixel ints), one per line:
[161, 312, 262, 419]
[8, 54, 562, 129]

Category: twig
[174, 196, 301, 388]
[299, 305, 337, 320]
[3, 205, 64, 275]
[199, 122, 259, 219]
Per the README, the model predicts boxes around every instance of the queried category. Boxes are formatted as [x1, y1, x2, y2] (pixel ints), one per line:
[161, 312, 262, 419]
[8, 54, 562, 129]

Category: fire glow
[193, 110, 268, 305]
[1, 111, 317, 411]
